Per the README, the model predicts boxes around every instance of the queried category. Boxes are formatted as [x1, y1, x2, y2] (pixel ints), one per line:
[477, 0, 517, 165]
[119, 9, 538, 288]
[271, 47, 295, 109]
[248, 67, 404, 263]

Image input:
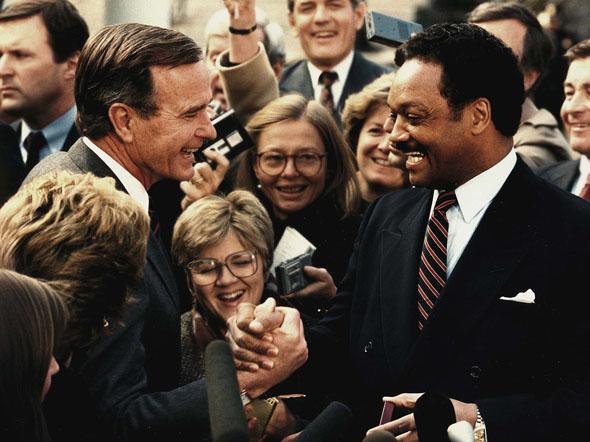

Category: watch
[474, 407, 487, 442]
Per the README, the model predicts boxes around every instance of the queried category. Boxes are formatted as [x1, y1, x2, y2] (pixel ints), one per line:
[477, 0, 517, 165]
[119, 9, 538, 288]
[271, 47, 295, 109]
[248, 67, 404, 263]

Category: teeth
[373, 158, 392, 166]
[407, 152, 425, 165]
[218, 290, 244, 301]
[277, 185, 305, 193]
[315, 31, 335, 37]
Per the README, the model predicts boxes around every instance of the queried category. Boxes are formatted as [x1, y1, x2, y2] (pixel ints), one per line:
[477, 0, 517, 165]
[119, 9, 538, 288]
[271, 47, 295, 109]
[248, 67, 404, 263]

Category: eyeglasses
[256, 151, 327, 177]
[186, 250, 258, 286]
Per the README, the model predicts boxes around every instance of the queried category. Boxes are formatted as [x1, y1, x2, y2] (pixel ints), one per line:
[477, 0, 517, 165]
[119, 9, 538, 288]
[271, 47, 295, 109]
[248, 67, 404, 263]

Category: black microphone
[363, 430, 399, 441]
[204, 340, 249, 442]
[295, 401, 353, 441]
[414, 391, 456, 442]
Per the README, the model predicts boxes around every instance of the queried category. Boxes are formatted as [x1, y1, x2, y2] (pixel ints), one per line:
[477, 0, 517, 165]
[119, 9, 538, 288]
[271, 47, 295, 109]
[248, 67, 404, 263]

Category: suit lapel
[400, 161, 535, 390]
[380, 190, 431, 379]
[547, 160, 579, 192]
[279, 61, 315, 100]
[68, 139, 178, 305]
[62, 123, 80, 151]
[337, 52, 363, 112]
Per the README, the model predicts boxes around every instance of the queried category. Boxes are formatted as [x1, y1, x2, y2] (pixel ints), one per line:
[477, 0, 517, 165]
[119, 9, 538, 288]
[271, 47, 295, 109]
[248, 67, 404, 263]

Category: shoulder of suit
[280, 59, 307, 78]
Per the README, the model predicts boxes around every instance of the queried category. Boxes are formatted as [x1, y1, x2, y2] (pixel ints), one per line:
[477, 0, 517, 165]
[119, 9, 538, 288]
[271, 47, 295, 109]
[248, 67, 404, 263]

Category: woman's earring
[256, 182, 262, 189]
[103, 317, 110, 328]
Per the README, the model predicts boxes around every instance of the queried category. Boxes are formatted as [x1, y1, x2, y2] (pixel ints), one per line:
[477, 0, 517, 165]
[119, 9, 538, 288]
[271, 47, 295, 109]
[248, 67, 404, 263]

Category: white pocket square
[500, 288, 535, 304]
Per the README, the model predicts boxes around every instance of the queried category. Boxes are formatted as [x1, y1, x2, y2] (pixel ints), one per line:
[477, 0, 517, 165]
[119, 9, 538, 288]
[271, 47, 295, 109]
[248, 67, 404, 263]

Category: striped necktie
[319, 71, 338, 113]
[417, 190, 457, 330]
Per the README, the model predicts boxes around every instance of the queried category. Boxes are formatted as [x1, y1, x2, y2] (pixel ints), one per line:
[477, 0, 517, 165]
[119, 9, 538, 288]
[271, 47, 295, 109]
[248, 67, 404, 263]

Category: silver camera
[276, 251, 313, 295]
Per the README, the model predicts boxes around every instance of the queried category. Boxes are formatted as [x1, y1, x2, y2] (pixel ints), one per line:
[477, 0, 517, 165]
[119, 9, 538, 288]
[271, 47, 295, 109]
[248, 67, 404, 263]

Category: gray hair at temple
[204, 7, 285, 69]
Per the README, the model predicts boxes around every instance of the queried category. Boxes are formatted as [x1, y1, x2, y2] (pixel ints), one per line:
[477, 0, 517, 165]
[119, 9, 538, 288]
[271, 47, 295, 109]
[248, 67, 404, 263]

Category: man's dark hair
[467, 1, 553, 91]
[0, 0, 88, 63]
[395, 23, 524, 137]
[565, 38, 590, 63]
[288, 0, 360, 13]
[75, 23, 202, 139]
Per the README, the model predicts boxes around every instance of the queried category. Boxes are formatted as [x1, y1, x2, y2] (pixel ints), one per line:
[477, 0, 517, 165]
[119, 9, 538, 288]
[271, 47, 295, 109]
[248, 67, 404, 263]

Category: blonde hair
[236, 94, 361, 218]
[342, 72, 395, 152]
[172, 190, 274, 275]
[0, 171, 149, 353]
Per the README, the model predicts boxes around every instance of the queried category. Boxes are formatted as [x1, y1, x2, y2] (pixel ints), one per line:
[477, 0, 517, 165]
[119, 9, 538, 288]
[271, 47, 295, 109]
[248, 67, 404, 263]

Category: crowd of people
[1, 0, 590, 441]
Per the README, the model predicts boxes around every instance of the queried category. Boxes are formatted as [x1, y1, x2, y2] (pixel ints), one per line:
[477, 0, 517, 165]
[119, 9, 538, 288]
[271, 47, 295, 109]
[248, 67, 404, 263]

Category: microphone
[447, 421, 475, 442]
[295, 401, 353, 441]
[414, 391, 456, 442]
[363, 430, 399, 441]
[204, 340, 249, 442]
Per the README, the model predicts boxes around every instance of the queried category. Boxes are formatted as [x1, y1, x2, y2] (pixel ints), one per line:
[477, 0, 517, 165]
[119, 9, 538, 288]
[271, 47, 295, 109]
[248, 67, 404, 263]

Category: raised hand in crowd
[222, 0, 260, 64]
[180, 148, 230, 209]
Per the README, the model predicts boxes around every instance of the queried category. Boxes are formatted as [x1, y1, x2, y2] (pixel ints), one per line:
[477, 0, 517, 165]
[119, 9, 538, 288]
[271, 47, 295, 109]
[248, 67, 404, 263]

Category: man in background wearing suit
[228, 23, 590, 441]
[0, 0, 88, 205]
[539, 39, 590, 198]
[25, 23, 223, 441]
[468, 1, 572, 170]
[281, 0, 389, 124]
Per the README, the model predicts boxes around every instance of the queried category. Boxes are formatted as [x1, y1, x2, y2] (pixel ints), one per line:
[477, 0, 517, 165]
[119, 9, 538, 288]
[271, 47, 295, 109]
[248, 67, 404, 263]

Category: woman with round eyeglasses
[235, 95, 362, 315]
[172, 190, 275, 383]
[172, 190, 300, 439]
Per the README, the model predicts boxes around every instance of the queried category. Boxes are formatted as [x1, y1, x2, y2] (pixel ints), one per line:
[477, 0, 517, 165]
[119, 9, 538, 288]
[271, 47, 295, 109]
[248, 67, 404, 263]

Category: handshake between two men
[225, 298, 480, 442]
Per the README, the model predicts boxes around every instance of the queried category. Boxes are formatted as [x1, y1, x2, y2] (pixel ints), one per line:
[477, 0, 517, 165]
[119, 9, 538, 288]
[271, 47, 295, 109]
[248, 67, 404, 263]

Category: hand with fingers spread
[180, 149, 229, 209]
[366, 393, 477, 442]
[283, 266, 337, 303]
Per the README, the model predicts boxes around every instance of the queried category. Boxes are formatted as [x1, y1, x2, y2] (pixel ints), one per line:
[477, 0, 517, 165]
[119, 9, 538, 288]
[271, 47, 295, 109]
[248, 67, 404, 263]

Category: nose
[197, 114, 217, 142]
[562, 90, 589, 116]
[376, 134, 390, 154]
[215, 263, 237, 287]
[0, 53, 13, 76]
[281, 157, 299, 177]
[386, 116, 410, 148]
[313, 4, 329, 23]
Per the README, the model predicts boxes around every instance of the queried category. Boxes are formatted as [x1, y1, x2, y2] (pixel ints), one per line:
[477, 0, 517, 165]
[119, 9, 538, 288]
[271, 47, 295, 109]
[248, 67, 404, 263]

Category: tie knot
[24, 131, 47, 153]
[319, 71, 338, 87]
[434, 190, 457, 211]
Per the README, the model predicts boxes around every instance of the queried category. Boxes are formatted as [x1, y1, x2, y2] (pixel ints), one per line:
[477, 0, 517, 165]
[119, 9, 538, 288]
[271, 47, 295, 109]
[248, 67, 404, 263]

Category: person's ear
[469, 98, 492, 135]
[523, 69, 540, 94]
[353, 1, 367, 31]
[108, 103, 135, 143]
[62, 51, 80, 81]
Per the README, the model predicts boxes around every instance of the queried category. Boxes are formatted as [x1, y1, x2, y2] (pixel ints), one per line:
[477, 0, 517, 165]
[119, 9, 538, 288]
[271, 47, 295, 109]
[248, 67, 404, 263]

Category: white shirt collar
[578, 155, 590, 181]
[307, 50, 355, 105]
[83, 136, 149, 213]
[435, 149, 517, 223]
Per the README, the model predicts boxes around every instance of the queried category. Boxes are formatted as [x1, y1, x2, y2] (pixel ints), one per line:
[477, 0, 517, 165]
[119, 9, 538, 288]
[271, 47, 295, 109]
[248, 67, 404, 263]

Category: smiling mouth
[371, 157, 394, 167]
[276, 184, 307, 194]
[570, 123, 590, 130]
[217, 290, 245, 303]
[406, 151, 426, 166]
[312, 31, 337, 39]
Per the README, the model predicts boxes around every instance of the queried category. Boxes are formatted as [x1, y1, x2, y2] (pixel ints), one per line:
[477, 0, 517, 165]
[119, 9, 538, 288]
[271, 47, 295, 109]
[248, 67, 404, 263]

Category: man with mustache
[228, 23, 590, 441]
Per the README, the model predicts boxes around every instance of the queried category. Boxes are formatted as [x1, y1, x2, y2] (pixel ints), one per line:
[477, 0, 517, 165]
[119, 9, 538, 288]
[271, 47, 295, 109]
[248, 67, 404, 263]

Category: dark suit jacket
[0, 121, 78, 206]
[25, 139, 211, 441]
[537, 158, 580, 192]
[279, 51, 390, 125]
[305, 159, 590, 441]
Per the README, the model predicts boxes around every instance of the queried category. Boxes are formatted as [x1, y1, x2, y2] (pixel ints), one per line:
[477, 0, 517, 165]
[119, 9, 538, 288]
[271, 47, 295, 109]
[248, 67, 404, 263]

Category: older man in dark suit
[539, 39, 590, 198]
[25, 23, 221, 441]
[228, 23, 590, 441]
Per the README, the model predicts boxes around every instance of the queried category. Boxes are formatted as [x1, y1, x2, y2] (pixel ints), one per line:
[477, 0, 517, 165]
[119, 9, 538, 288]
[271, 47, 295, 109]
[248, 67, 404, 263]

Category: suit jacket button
[364, 341, 373, 353]
[470, 365, 482, 379]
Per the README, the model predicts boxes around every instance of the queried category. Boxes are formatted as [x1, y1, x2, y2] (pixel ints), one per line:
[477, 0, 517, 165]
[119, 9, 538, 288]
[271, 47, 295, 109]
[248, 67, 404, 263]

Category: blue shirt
[20, 106, 76, 162]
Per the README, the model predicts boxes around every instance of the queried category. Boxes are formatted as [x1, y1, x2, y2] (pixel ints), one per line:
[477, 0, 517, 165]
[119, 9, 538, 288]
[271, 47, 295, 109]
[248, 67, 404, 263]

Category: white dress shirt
[83, 137, 149, 213]
[428, 149, 517, 277]
[307, 50, 355, 107]
[570, 155, 590, 196]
